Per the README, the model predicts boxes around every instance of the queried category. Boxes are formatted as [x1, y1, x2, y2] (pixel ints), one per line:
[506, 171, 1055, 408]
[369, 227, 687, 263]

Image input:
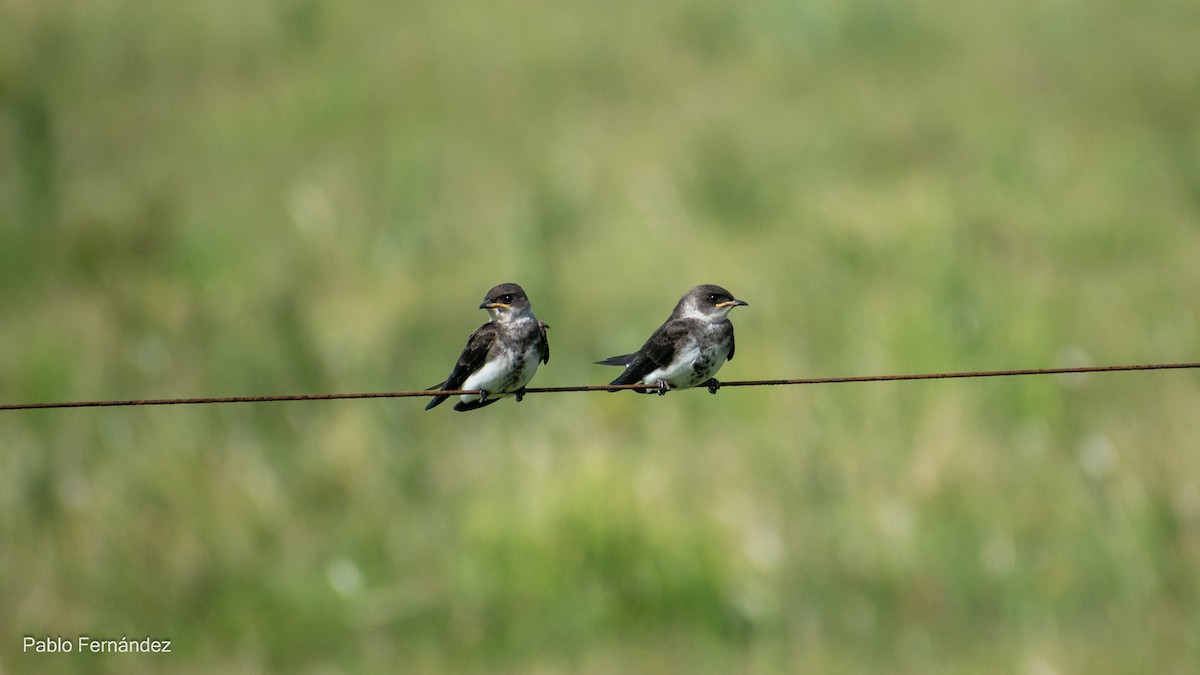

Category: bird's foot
[705, 378, 722, 394]
[477, 389, 490, 404]
[655, 380, 670, 396]
[515, 387, 526, 403]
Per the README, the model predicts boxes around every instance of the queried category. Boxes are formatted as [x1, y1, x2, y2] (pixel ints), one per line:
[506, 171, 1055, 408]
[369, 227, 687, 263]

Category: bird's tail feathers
[596, 353, 640, 391]
[595, 353, 636, 367]
[453, 397, 500, 412]
[424, 381, 449, 411]
[608, 368, 645, 388]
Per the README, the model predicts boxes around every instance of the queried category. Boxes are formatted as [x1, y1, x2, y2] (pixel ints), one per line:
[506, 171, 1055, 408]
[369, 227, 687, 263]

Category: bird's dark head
[676, 284, 749, 322]
[479, 282, 534, 322]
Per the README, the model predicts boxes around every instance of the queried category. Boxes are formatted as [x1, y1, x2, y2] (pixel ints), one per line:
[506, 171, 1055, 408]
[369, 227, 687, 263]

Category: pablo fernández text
[24, 635, 172, 654]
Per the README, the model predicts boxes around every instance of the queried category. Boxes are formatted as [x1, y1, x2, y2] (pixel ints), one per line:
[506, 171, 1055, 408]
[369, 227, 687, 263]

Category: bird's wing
[425, 323, 499, 410]
[726, 320, 736, 361]
[538, 321, 550, 365]
[605, 318, 693, 385]
[443, 323, 500, 389]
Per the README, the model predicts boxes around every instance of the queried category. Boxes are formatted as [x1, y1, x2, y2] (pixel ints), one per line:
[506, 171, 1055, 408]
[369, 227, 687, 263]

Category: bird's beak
[481, 302, 512, 310]
[716, 299, 749, 308]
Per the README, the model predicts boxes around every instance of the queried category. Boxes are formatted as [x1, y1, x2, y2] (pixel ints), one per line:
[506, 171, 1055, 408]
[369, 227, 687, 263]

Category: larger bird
[596, 284, 748, 394]
[425, 283, 550, 411]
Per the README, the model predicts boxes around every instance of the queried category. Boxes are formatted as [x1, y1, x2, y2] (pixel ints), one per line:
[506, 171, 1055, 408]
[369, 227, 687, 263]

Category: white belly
[459, 343, 542, 403]
[642, 339, 728, 390]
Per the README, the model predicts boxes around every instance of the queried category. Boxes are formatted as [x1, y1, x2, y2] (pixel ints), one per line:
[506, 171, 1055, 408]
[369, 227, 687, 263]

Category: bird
[425, 283, 550, 411]
[595, 284, 748, 395]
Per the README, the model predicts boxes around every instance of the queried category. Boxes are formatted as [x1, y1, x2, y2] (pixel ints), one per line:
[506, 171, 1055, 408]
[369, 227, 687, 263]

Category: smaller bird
[596, 284, 748, 395]
[425, 283, 550, 412]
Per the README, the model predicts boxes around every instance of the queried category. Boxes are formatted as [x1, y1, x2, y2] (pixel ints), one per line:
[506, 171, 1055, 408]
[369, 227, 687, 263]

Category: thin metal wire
[2, 362, 1197, 411]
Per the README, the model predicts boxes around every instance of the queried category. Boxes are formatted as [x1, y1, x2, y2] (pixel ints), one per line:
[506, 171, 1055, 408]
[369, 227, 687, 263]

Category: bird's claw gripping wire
[655, 380, 670, 396]
[706, 379, 722, 394]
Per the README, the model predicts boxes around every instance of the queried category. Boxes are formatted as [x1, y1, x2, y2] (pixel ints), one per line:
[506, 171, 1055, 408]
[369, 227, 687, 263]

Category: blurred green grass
[3, 0, 1200, 672]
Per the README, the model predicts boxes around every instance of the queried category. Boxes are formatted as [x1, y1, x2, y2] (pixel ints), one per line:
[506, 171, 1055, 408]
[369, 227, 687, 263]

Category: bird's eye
[708, 294, 720, 303]
[501, 294, 513, 303]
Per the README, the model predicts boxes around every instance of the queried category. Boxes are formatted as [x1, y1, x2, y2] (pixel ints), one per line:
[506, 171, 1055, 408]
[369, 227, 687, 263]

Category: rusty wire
[1, 362, 1197, 411]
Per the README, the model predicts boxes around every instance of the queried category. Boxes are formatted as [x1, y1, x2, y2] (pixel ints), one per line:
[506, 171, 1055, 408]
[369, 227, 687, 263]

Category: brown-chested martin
[426, 283, 550, 411]
[596, 284, 747, 395]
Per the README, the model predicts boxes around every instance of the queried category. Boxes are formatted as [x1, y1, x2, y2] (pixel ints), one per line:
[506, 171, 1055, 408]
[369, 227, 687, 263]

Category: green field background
[3, 0, 1199, 672]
